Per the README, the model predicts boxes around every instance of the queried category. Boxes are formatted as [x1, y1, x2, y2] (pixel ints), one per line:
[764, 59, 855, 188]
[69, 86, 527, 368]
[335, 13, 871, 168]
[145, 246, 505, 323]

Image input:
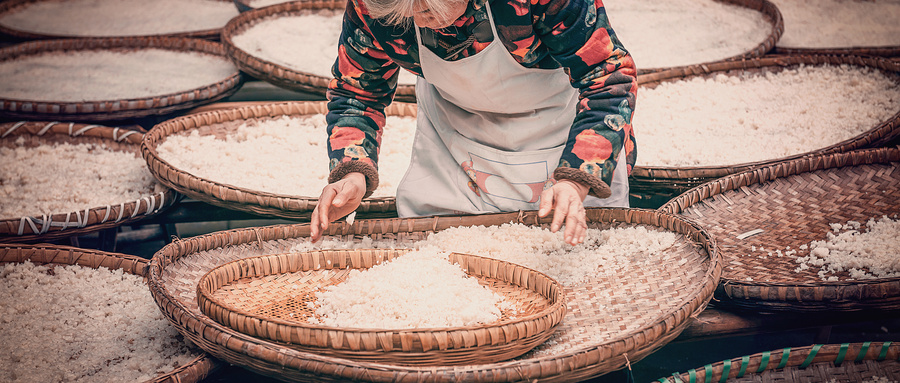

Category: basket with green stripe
[657, 341, 900, 383]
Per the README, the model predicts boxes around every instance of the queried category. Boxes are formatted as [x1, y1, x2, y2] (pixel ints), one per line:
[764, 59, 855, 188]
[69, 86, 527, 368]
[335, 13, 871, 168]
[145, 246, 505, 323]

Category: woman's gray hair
[363, 0, 467, 26]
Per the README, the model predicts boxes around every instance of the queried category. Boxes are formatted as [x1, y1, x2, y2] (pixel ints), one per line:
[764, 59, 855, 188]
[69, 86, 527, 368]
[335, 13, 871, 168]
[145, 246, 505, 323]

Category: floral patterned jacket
[326, 0, 637, 199]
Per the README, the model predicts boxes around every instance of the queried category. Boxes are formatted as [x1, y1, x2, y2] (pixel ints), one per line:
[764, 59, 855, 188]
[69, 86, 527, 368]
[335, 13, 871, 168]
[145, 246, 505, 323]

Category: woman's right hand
[310, 172, 367, 242]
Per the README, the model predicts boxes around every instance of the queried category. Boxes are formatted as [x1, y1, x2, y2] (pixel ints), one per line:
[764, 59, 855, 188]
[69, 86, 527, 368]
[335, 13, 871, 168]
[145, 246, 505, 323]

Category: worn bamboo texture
[0, 0, 234, 41]
[660, 148, 900, 312]
[631, 54, 900, 200]
[142, 100, 416, 219]
[220, 0, 417, 103]
[148, 208, 721, 382]
[0, 36, 244, 121]
[658, 342, 900, 383]
[0, 243, 222, 383]
[196, 249, 566, 365]
[0, 121, 179, 242]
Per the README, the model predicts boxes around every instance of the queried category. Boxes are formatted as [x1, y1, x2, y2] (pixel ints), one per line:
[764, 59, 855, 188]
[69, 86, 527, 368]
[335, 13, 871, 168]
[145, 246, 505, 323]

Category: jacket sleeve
[325, 0, 404, 197]
[532, 0, 637, 198]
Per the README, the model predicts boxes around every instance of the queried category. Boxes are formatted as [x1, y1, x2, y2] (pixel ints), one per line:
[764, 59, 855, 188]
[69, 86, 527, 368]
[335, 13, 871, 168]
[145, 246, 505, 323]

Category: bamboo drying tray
[221, 0, 417, 103]
[631, 54, 900, 203]
[142, 100, 414, 220]
[0, 121, 179, 243]
[197, 249, 566, 366]
[0, 37, 244, 122]
[659, 148, 900, 312]
[637, 0, 783, 74]
[0, 243, 222, 383]
[0, 0, 235, 41]
[148, 208, 721, 382]
[657, 342, 899, 383]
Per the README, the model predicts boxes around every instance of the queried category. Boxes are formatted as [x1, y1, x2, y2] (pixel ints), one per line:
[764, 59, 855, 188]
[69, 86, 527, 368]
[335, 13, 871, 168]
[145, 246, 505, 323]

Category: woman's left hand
[538, 179, 590, 246]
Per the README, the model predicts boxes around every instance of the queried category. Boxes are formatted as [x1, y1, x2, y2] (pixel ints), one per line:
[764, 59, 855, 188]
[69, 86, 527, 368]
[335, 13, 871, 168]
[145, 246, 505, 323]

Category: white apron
[395, 1, 629, 217]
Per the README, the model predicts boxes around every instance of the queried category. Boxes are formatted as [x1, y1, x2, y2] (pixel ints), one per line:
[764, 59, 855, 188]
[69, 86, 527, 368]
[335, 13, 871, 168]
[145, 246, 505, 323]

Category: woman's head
[363, 0, 469, 29]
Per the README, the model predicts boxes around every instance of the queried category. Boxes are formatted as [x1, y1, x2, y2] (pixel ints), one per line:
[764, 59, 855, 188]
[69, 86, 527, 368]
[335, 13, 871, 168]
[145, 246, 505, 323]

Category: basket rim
[0, 121, 180, 241]
[141, 100, 416, 219]
[220, 0, 417, 101]
[197, 248, 565, 334]
[657, 341, 900, 383]
[0, 36, 245, 121]
[635, 0, 784, 74]
[659, 147, 900, 288]
[148, 208, 723, 381]
[0, 0, 232, 41]
[0, 243, 223, 383]
[632, 54, 900, 181]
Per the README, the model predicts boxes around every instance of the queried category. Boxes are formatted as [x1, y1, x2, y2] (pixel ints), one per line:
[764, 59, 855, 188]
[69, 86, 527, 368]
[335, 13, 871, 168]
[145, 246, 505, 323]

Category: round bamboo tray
[142, 100, 414, 220]
[0, 37, 244, 122]
[148, 208, 721, 382]
[0, 243, 222, 383]
[659, 148, 900, 312]
[635, 0, 784, 74]
[0, 121, 180, 243]
[657, 342, 900, 383]
[0, 0, 236, 41]
[631, 54, 900, 203]
[221, 0, 417, 102]
[197, 249, 566, 366]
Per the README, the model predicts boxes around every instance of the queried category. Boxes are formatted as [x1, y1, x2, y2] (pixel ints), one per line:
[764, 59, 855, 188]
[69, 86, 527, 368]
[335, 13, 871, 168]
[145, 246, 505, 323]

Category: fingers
[542, 181, 589, 246]
[310, 187, 338, 243]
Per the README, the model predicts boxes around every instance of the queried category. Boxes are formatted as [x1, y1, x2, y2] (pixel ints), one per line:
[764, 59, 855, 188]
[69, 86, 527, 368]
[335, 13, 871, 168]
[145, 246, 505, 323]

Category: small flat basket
[196, 248, 566, 366]
[221, 0, 417, 102]
[659, 147, 900, 312]
[657, 342, 900, 383]
[0, 243, 222, 383]
[631, 54, 900, 203]
[0, 36, 244, 122]
[0, 121, 179, 243]
[142, 100, 415, 219]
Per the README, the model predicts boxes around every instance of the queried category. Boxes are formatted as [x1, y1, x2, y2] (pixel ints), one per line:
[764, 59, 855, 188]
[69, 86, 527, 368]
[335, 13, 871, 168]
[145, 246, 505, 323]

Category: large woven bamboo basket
[142, 100, 414, 220]
[0, 121, 180, 243]
[659, 148, 900, 312]
[636, 0, 784, 74]
[0, 243, 223, 383]
[0, 0, 236, 41]
[657, 342, 899, 383]
[631, 54, 900, 204]
[221, 0, 418, 103]
[196, 248, 566, 365]
[148, 208, 721, 382]
[0, 37, 244, 122]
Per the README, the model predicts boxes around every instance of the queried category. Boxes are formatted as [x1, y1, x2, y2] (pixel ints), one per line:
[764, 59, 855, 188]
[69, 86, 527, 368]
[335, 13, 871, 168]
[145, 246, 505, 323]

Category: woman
[310, 0, 636, 245]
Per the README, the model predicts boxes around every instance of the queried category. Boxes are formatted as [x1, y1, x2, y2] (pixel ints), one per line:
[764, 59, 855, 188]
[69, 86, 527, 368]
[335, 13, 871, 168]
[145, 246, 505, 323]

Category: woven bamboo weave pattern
[0, 37, 244, 121]
[0, 121, 179, 242]
[149, 208, 721, 382]
[0, 244, 222, 383]
[631, 54, 900, 200]
[142, 100, 415, 219]
[658, 342, 900, 383]
[196, 249, 565, 365]
[660, 148, 900, 312]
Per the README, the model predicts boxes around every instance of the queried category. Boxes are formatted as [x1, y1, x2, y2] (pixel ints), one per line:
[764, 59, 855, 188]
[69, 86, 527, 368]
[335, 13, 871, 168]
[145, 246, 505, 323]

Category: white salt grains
[311, 250, 508, 328]
[155, 114, 415, 198]
[231, 12, 419, 86]
[793, 216, 900, 281]
[0, 0, 238, 37]
[634, 64, 900, 167]
[0, 139, 165, 220]
[0, 262, 199, 382]
[0, 49, 237, 102]
[771, 0, 900, 49]
[604, 0, 771, 69]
